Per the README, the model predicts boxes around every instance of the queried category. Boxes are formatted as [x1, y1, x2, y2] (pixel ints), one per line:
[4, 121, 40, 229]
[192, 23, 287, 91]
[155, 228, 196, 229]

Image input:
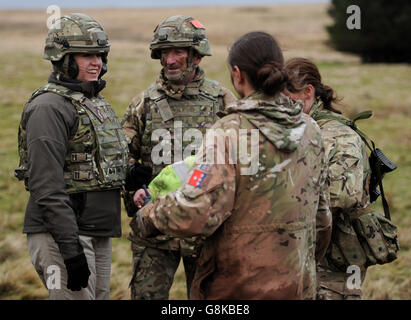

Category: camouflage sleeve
[321, 120, 369, 211]
[219, 86, 237, 111]
[315, 154, 332, 261]
[121, 92, 146, 216]
[143, 117, 238, 238]
[121, 92, 146, 164]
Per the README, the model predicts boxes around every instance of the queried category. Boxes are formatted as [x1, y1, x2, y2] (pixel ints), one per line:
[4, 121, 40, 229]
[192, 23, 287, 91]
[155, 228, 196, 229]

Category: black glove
[125, 163, 152, 191]
[64, 253, 91, 291]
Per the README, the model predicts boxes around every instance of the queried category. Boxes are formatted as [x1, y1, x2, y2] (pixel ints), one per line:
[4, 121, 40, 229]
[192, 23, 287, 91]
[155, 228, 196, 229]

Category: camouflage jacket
[141, 92, 332, 299]
[122, 67, 236, 253]
[310, 100, 371, 272]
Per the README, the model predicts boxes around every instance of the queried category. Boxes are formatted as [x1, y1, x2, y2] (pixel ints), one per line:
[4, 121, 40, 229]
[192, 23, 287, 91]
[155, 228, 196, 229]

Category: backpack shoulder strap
[314, 110, 375, 153]
[315, 109, 396, 221]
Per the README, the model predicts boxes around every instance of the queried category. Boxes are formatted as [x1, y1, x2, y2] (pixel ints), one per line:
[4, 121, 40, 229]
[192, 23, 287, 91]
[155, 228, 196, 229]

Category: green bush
[327, 0, 411, 63]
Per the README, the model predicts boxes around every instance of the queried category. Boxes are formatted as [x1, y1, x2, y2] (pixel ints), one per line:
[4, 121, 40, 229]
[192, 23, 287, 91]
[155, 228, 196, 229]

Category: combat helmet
[44, 13, 110, 78]
[150, 15, 211, 59]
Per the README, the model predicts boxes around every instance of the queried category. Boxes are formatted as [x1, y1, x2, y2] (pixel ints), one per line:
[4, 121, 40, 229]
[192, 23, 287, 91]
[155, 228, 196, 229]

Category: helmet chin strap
[62, 54, 71, 78]
[60, 54, 79, 80]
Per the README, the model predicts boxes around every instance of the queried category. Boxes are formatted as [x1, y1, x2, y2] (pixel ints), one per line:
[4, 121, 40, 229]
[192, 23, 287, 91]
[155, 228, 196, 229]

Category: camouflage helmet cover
[150, 15, 211, 59]
[44, 13, 110, 61]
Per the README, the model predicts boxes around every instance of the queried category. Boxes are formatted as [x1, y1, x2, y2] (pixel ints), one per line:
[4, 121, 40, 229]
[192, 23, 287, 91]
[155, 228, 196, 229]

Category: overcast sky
[0, 0, 329, 9]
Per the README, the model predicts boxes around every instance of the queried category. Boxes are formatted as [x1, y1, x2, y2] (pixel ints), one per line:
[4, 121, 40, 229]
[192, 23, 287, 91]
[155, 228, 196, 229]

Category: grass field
[0, 3, 410, 300]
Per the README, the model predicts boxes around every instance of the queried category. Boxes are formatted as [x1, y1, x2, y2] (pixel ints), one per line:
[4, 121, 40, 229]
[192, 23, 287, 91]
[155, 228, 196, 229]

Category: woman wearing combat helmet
[16, 13, 128, 300]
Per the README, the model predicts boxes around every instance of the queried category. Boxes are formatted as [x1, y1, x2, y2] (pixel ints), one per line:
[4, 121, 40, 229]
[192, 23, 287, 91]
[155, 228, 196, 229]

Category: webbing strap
[314, 110, 392, 221]
[314, 112, 374, 153]
[155, 97, 174, 122]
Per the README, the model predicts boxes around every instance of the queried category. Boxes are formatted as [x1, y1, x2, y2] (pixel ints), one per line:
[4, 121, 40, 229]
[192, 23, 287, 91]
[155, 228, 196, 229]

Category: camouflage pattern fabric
[44, 13, 110, 62]
[141, 69, 228, 176]
[129, 242, 180, 300]
[123, 68, 236, 177]
[141, 92, 332, 299]
[129, 242, 198, 300]
[150, 15, 211, 59]
[16, 82, 128, 193]
[122, 67, 236, 300]
[316, 271, 363, 300]
[310, 100, 372, 300]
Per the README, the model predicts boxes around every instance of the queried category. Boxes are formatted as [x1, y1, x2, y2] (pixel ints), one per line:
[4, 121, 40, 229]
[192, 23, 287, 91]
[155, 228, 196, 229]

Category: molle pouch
[327, 242, 348, 271]
[330, 214, 367, 269]
[353, 212, 399, 266]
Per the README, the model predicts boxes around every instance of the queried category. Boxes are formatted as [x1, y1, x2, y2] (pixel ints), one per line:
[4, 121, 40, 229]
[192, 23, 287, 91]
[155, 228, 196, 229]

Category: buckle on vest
[71, 153, 92, 162]
[73, 171, 93, 180]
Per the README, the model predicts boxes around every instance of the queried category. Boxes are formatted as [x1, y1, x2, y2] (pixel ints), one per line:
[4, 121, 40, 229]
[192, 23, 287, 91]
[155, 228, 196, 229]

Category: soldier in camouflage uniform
[121, 15, 236, 299]
[134, 32, 332, 299]
[15, 14, 128, 299]
[284, 57, 372, 299]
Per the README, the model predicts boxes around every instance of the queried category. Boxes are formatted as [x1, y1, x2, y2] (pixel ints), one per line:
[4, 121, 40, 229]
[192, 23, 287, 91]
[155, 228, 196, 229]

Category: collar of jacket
[309, 98, 324, 120]
[156, 67, 205, 99]
[48, 72, 106, 99]
[224, 91, 306, 152]
[226, 91, 303, 124]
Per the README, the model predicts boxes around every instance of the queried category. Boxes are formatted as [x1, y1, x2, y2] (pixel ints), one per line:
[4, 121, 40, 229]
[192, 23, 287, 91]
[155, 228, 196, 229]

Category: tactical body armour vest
[15, 83, 128, 193]
[140, 78, 224, 176]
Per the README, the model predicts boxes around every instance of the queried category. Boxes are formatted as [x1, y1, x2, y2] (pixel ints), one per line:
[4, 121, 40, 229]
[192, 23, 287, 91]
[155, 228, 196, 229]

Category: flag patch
[190, 19, 205, 29]
[188, 169, 207, 189]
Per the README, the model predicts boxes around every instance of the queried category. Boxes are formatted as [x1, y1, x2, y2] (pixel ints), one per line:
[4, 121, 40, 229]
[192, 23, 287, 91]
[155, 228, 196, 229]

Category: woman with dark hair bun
[135, 32, 331, 299]
[284, 57, 372, 300]
[227, 32, 288, 97]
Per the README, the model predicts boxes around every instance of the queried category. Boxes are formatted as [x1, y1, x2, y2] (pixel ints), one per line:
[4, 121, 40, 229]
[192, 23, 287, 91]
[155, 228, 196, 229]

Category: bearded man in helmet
[121, 15, 236, 300]
[15, 13, 128, 300]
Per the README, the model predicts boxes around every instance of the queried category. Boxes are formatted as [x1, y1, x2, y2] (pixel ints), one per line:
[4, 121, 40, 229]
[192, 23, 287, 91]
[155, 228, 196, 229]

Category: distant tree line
[327, 0, 411, 63]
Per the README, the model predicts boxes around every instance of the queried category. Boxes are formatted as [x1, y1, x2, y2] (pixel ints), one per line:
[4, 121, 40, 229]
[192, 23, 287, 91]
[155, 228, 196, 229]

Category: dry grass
[0, 3, 409, 300]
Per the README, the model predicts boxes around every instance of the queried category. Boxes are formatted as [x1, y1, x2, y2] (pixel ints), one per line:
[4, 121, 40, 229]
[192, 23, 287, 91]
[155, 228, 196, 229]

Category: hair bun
[257, 61, 287, 95]
[228, 32, 285, 95]
[320, 84, 334, 107]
